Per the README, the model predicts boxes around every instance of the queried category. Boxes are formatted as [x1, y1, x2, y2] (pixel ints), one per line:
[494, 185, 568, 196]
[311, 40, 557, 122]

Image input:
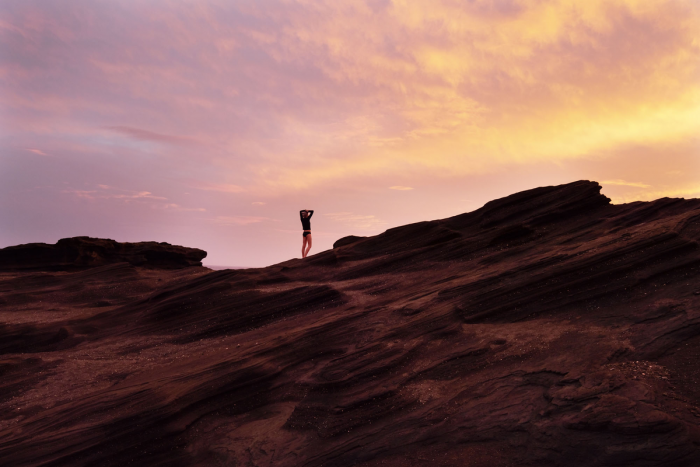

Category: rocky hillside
[1, 180, 700, 466]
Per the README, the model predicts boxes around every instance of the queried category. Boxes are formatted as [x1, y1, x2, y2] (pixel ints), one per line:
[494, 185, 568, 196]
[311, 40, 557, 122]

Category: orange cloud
[601, 180, 651, 189]
[201, 0, 699, 198]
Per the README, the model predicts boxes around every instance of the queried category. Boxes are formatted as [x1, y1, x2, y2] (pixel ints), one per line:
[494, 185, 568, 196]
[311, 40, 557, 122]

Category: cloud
[214, 216, 271, 225]
[601, 179, 651, 188]
[61, 185, 209, 212]
[112, 191, 167, 201]
[609, 184, 700, 204]
[389, 186, 413, 191]
[324, 212, 387, 231]
[104, 126, 200, 146]
[162, 203, 206, 212]
[63, 185, 167, 201]
[188, 181, 246, 193]
[61, 188, 97, 199]
[25, 148, 49, 156]
[6, 0, 699, 196]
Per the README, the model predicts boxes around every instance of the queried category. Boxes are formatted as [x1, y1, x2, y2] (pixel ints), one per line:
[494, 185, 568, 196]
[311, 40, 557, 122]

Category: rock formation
[0, 236, 207, 271]
[1, 180, 700, 466]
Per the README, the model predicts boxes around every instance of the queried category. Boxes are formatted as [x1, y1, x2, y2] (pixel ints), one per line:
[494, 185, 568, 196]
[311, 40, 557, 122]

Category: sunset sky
[1, 0, 699, 267]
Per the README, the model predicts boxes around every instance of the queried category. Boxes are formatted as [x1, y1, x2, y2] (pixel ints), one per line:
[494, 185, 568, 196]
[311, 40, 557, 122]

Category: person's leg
[302, 235, 308, 258]
[304, 234, 312, 257]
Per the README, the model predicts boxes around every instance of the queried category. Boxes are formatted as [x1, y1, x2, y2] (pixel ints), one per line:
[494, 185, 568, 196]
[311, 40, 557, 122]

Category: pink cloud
[105, 126, 201, 146]
[162, 203, 206, 212]
[112, 191, 167, 201]
[188, 181, 246, 193]
[63, 185, 167, 201]
[324, 212, 386, 231]
[25, 148, 49, 156]
[214, 216, 271, 225]
[61, 188, 97, 199]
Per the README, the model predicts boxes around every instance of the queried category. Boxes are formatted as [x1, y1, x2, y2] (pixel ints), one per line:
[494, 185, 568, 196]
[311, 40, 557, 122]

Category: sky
[1, 0, 699, 267]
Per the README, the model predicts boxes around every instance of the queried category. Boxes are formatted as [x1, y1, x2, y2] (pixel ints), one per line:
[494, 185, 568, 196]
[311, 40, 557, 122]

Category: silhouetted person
[300, 209, 314, 258]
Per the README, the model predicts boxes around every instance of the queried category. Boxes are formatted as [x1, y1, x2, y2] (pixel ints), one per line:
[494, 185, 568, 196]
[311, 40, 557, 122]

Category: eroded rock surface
[1, 180, 700, 466]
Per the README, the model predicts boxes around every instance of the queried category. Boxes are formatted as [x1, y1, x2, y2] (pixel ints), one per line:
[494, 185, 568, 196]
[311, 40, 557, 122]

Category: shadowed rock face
[0, 237, 207, 271]
[2, 180, 700, 466]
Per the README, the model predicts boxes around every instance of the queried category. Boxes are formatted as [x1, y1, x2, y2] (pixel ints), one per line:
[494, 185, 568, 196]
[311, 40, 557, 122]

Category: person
[300, 209, 314, 258]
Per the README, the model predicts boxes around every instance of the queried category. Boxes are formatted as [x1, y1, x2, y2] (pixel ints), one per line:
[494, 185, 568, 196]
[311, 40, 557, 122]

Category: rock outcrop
[2, 180, 700, 466]
[332, 235, 366, 249]
[0, 236, 207, 271]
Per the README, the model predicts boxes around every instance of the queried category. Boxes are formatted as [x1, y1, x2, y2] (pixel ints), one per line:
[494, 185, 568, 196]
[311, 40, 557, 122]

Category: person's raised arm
[307, 210, 314, 218]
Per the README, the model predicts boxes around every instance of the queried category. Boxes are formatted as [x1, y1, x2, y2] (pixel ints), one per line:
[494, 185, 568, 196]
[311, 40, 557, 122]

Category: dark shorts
[303, 231, 311, 237]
